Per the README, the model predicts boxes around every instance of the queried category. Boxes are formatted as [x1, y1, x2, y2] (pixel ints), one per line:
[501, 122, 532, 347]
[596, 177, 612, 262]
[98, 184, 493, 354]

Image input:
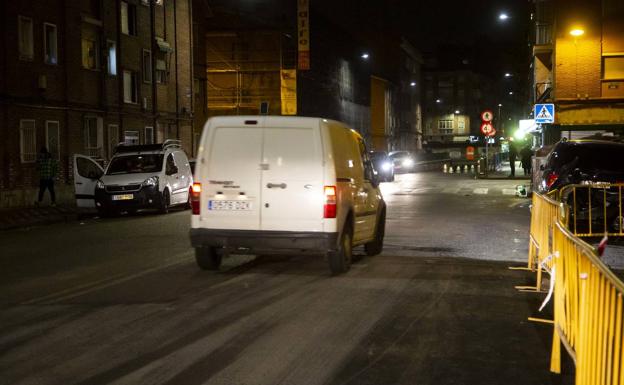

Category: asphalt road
[0, 173, 573, 385]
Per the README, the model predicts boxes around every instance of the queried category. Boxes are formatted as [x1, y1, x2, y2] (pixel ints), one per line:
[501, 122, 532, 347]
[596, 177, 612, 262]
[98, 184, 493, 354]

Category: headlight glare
[381, 162, 392, 171]
[142, 176, 158, 187]
[402, 158, 414, 167]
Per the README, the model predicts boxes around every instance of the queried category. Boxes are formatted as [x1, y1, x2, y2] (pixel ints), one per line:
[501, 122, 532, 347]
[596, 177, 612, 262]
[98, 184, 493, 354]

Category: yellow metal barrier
[550, 220, 624, 384]
[514, 192, 562, 292]
[557, 183, 624, 238]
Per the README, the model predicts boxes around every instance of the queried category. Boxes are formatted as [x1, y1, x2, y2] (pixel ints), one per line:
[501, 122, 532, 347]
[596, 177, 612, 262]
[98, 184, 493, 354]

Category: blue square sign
[534, 103, 555, 124]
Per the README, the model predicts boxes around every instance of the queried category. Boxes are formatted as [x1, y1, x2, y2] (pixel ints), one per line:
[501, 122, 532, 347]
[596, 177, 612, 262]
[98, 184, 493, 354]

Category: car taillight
[324, 185, 337, 218]
[546, 173, 559, 188]
[191, 182, 201, 215]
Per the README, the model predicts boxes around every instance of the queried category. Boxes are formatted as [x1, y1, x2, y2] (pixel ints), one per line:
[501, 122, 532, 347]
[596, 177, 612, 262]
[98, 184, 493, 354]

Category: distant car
[389, 151, 415, 173]
[540, 138, 624, 232]
[369, 151, 394, 182]
[73, 140, 193, 216]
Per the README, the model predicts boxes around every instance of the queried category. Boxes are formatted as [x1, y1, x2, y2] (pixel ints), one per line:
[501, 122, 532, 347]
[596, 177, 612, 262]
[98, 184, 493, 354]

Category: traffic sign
[534, 103, 555, 123]
[487, 128, 497, 137]
[480, 122, 494, 135]
[481, 110, 494, 122]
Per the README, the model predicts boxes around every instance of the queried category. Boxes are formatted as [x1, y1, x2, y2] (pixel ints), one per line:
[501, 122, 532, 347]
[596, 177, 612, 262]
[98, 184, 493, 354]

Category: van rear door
[201, 126, 262, 230]
[261, 125, 324, 232]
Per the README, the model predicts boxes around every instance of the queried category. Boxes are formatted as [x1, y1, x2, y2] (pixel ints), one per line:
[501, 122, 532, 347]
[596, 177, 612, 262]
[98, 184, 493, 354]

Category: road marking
[502, 188, 517, 195]
[21, 252, 194, 305]
[473, 188, 489, 195]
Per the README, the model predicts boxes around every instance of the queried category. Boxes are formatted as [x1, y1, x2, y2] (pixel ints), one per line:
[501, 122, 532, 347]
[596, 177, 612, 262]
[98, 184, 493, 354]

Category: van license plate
[112, 194, 134, 201]
[209, 200, 252, 211]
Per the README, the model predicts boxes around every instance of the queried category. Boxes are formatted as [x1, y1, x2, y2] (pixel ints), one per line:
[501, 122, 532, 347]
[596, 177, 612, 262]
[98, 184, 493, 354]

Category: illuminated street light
[504, 73, 512, 78]
[499, 13, 509, 21]
[361, 53, 370, 59]
[436, 99, 442, 103]
[454, 110, 460, 114]
[410, 81, 416, 87]
[570, 28, 585, 37]
[498, 103, 503, 107]
[508, 91, 514, 95]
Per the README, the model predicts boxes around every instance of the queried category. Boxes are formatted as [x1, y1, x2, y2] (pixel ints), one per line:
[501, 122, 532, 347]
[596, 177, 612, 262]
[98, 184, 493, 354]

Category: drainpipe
[174, 0, 180, 140]
[150, 0, 157, 139]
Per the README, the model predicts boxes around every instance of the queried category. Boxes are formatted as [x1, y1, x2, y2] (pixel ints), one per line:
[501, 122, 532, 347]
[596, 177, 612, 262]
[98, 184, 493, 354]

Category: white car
[73, 140, 193, 216]
[190, 116, 386, 274]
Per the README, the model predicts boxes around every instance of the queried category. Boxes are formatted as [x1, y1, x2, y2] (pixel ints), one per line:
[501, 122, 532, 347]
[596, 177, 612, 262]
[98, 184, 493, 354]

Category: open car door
[73, 154, 104, 208]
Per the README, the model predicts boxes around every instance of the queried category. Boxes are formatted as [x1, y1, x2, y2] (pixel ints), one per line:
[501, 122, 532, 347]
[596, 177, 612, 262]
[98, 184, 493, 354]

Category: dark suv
[539, 139, 624, 192]
[540, 138, 624, 233]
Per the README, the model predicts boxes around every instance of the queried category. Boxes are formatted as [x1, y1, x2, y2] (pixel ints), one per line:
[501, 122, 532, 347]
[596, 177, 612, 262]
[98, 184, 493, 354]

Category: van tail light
[546, 173, 559, 188]
[324, 185, 337, 218]
[191, 182, 201, 215]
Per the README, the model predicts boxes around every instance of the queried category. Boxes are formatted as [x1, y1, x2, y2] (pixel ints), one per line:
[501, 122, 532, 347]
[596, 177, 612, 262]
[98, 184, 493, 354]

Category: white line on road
[21, 252, 194, 305]
[502, 188, 517, 195]
[473, 188, 489, 195]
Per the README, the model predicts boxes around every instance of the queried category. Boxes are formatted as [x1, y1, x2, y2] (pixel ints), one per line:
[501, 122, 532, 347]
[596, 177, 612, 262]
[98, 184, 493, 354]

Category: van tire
[365, 208, 386, 256]
[329, 224, 353, 275]
[159, 189, 170, 214]
[195, 247, 222, 270]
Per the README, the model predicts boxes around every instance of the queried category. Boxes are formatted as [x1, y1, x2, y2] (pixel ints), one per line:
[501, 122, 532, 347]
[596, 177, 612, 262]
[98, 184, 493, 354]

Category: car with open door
[73, 140, 193, 216]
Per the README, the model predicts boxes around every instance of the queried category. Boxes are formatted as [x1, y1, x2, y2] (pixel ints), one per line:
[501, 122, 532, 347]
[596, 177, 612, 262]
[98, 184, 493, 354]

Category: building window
[124, 130, 139, 145]
[438, 120, 453, 130]
[43, 23, 58, 65]
[603, 56, 624, 80]
[123, 70, 138, 103]
[81, 37, 99, 70]
[145, 126, 154, 144]
[19, 119, 36, 163]
[143, 49, 152, 83]
[107, 40, 117, 75]
[156, 59, 167, 83]
[108, 124, 119, 159]
[45, 121, 60, 160]
[18, 16, 34, 61]
[121, 2, 137, 36]
[84, 117, 103, 157]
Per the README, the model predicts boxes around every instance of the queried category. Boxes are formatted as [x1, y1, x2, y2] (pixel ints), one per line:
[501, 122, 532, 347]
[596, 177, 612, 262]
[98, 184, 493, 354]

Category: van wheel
[365, 208, 386, 256]
[329, 224, 353, 275]
[195, 247, 222, 270]
[159, 189, 170, 214]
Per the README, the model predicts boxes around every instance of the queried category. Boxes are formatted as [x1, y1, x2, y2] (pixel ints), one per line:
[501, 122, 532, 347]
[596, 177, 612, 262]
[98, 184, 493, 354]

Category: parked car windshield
[106, 154, 164, 175]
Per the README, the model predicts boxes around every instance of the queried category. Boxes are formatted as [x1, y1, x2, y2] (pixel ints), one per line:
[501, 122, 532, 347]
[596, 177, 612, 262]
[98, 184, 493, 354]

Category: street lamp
[570, 28, 585, 37]
[454, 110, 460, 114]
[504, 73, 512, 78]
[508, 91, 514, 95]
[436, 99, 442, 103]
[410, 81, 416, 87]
[499, 13, 509, 21]
[361, 53, 370, 59]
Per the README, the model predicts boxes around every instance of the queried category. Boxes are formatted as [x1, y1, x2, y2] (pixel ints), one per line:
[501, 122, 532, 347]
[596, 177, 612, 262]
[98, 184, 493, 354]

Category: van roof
[204, 115, 363, 139]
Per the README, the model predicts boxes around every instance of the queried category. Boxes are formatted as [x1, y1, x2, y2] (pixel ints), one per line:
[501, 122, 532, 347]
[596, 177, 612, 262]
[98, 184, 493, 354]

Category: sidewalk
[0, 205, 80, 231]
[479, 160, 532, 180]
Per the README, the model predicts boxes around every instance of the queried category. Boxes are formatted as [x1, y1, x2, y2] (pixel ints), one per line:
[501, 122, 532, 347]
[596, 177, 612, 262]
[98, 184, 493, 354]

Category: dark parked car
[540, 138, 624, 233]
[369, 151, 394, 182]
[388, 151, 415, 174]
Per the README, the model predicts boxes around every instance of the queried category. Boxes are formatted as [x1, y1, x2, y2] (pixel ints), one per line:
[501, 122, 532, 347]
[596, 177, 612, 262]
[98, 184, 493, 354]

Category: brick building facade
[1, 0, 193, 207]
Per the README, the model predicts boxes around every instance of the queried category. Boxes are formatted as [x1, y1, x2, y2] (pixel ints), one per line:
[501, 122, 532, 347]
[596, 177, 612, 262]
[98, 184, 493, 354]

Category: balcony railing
[535, 23, 552, 45]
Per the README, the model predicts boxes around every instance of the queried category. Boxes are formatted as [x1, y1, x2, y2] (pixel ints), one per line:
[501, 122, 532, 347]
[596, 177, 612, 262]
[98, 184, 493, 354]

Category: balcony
[533, 23, 553, 57]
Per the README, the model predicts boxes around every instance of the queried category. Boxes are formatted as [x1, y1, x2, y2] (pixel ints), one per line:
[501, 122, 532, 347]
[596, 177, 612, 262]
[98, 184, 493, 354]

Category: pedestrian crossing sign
[534, 103, 555, 123]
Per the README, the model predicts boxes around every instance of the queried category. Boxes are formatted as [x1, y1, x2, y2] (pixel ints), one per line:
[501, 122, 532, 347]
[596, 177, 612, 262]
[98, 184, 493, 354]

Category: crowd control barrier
[518, 187, 624, 382]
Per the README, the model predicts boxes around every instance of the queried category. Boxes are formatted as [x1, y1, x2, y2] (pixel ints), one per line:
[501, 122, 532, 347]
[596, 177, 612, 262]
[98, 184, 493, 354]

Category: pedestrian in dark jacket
[520, 145, 533, 176]
[36, 147, 58, 206]
[508, 143, 517, 177]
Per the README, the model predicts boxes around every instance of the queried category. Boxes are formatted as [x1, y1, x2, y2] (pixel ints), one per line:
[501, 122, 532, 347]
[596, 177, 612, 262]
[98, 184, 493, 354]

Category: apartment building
[530, 0, 624, 143]
[423, 70, 495, 144]
[0, 0, 193, 207]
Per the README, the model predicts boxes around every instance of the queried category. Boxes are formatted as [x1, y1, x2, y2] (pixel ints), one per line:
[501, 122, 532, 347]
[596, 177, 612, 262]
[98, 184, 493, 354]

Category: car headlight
[95, 180, 104, 189]
[402, 158, 414, 167]
[381, 162, 392, 171]
[142, 176, 158, 187]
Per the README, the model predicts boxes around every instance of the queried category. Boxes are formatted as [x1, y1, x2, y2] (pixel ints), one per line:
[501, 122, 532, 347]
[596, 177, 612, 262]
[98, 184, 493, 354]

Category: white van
[190, 116, 386, 274]
[73, 140, 193, 215]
